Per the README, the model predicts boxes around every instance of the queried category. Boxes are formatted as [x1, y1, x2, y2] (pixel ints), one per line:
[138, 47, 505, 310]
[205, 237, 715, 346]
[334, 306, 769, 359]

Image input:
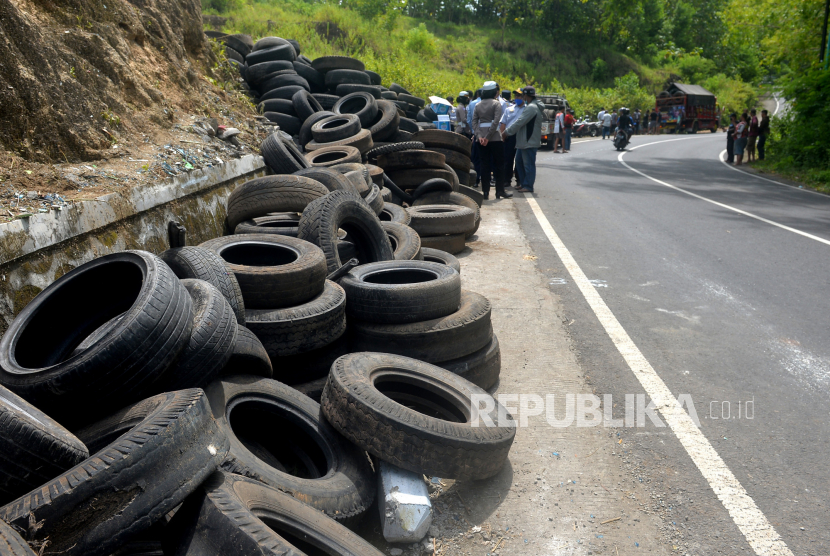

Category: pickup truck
[538, 94, 571, 148]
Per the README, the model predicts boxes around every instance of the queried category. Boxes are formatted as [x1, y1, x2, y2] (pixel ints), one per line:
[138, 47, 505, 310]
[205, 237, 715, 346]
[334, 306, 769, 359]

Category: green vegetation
[207, 0, 826, 188]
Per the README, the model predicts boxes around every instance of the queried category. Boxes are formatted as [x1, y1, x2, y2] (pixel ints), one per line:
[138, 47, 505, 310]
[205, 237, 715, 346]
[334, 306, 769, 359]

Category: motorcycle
[573, 118, 600, 138]
[613, 127, 631, 150]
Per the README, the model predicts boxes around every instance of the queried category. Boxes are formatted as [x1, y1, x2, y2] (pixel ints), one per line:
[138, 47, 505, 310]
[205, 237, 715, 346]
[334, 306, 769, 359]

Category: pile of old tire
[409, 128, 482, 200]
[339, 260, 501, 390]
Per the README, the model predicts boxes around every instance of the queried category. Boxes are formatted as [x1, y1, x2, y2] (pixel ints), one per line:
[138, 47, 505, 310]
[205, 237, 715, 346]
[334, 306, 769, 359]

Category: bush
[676, 55, 716, 84]
[591, 58, 608, 83]
[405, 23, 438, 58]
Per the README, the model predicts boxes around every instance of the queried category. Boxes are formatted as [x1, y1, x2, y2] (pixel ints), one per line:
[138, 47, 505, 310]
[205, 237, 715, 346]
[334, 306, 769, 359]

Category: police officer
[467, 89, 483, 187]
[455, 91, 470, 137]
[473, 81, 512, 200]
[499, 89, 525, 187]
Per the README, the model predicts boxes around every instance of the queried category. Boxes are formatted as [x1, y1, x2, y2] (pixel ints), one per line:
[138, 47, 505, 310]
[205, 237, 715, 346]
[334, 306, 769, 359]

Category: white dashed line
[524, 194, 794, 556]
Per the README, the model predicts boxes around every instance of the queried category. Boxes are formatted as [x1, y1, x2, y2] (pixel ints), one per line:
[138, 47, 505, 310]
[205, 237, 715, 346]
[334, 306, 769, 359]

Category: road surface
[513, 133, 830, 555]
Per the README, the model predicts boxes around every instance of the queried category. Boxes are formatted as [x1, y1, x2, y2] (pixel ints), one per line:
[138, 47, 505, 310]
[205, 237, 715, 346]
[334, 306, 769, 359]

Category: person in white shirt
[597, 108, 607, 123]
[499, 89, 525, 186]
[552, 109, 566, 152]
[601, 111, 612, 139]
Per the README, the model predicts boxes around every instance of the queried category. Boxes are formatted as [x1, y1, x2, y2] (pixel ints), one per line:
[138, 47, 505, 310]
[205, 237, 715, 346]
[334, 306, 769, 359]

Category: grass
[205, 0, 675, 100]
[750, 160, 830, 195]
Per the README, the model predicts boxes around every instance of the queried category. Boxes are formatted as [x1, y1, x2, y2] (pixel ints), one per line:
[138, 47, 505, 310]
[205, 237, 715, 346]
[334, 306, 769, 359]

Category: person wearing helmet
[617, 107, 633, 141]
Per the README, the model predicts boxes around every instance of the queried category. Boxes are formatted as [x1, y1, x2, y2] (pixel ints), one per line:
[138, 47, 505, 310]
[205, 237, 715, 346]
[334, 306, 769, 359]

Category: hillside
[205, 0, 757, 118]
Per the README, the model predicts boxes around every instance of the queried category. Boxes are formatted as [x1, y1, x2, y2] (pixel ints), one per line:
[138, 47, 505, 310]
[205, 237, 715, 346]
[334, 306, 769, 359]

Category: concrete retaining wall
[0, 155, 267, 334]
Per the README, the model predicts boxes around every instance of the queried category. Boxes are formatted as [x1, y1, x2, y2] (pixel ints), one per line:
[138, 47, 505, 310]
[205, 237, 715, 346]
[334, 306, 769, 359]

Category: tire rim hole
[230, 399, 329, 479]
[363, 268, 437, 285]
[313, 152, 349, 164]
[221, 243, 299, 267]
[257, 221, 298, 229]
[373, 376, 468, 422]
[418, 208, 456, 214]
[14, 261, 143, 369]
[339, 98, 368, 114]
[320, 118, 351, 130]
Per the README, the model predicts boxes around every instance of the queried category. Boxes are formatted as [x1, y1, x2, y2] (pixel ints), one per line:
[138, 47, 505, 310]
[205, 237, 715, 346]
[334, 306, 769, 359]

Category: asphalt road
[513, 133, 830, 555]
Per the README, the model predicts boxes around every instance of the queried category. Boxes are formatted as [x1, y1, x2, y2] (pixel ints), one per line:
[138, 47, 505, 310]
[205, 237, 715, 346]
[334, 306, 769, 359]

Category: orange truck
[655, 83, 718, 134]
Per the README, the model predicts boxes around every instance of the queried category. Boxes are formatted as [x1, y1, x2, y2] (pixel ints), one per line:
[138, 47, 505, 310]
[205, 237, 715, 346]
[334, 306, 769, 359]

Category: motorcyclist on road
[616, 108, 633, 140]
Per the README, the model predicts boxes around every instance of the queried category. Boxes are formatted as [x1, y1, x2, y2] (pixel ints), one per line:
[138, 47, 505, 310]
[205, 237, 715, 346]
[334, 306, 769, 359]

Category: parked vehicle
[538, 93, 571, 148]
[573, 117, 600, 138]
[655, 83, 718, 134]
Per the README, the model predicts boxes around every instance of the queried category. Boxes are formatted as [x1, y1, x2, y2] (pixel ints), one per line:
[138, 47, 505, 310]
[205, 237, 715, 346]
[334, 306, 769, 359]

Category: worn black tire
[379, 202, 411, 225]
[411, 178, 454, 199]
[246, 44, 296, 66]
[396, 93, 424, 107]
[246, 280, 346, 358]
[458, 184, 484, 206]
[341, 260, 459, 324]
[455, 166, 470, 186]
[420, 232, 467, 254]
[298, 190, 394, 273]
[380, 90, 398, 100]
[200, 234, 327, 310]
[398, 117, 420, 133]
[382, 174, 414, 204]
[292, 61, 324, 89]
[364, 183, 384, 215]
[366, 163, 384, 185]
[364, 69, 381, 85]
[263, 112, 301, 135]
[310, 114, 361, 143]
[0, 390, 229, 556]
[0, 251, 192, 427]
[331, 163, 370, 188]
[260, 133, 311, 174]
[156, 279, 237, 391]
[224, 45, 244, 64]
[298, 110, 335, 147]
[304, 145, 362, 167]
[350, 289, 489, 362]
[420, 247, 461, 274]
[159, 246, 246, 326]
[293, 166, 356, 193]
[335, 83, 382, 98]
[255, 72, 301, 96]
[220, 325, 273, 378]
[416, 108, 436, 123]
[389, 82, 411, 95]
[311, 55, 365, 73]
[377, 148, 445, 170]
[407, 204, 476, 236]
[234, 215, 300, 237]
[368, 99, 400, 142]
[364, 140, 425, 161]
[258, 98, 296, 116]
[394, 130, 415, 142]
[164, 471, 383, 556]
[437, 333, 500, 390]
[221, 33, 253, 56]
[411, 129, 472, 156]
[333, 92, 378, 128]
[321, 352, 515, 479]
[227, 175, 328, 230]
[0, 520, 35, 555]
[312, 93, 339, 110]
[414, 190, 480, 238]
[246, 60, 294, 85]
[381, 221, 421, 261]
[0, 385, 89, 504]
[324, 69, 370, 88]
[291, 89, 323, 123]
[306, 128, 374, 154]
[386, 168, 456, 189]
[252, 36, 289, 52]
[259, 85, 305, 102]
[428, 147, 472, 172]
[271, 333, 350, 385]
[205, 376, 375, 520]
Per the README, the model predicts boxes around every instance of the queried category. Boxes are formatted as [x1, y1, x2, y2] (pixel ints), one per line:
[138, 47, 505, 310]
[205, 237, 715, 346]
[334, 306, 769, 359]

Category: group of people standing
[596, 107, 661, 138]
[726, 109, 770, 166]
[453, 82, 545, 199]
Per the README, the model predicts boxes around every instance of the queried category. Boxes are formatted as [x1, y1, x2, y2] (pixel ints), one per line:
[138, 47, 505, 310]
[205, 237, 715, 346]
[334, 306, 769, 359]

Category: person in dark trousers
[726, 113, 736, 163]
[747, 109, 759, 162]
[505, 86, 544, 194]
[467, 89, 483, 186]
[757, 109, 770, 160]
[499, 89, 524, 186]
[473, 81, 511, 200]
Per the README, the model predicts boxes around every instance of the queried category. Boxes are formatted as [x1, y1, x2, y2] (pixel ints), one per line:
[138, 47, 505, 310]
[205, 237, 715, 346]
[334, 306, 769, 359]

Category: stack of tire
[339, 260, 501, 392]
[0, 246, 514, 555]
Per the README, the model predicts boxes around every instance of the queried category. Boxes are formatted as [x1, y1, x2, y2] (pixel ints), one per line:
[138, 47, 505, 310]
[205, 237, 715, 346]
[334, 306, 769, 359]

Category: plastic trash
[378, 461, 433, 543]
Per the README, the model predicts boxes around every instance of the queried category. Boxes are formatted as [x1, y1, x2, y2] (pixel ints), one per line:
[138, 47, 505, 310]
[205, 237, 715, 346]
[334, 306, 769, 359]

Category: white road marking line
[717, 149, 828, 198]
[524, 195, 794, 556]
[773, 96, 781, 116]
[617, 149, 830, 247]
